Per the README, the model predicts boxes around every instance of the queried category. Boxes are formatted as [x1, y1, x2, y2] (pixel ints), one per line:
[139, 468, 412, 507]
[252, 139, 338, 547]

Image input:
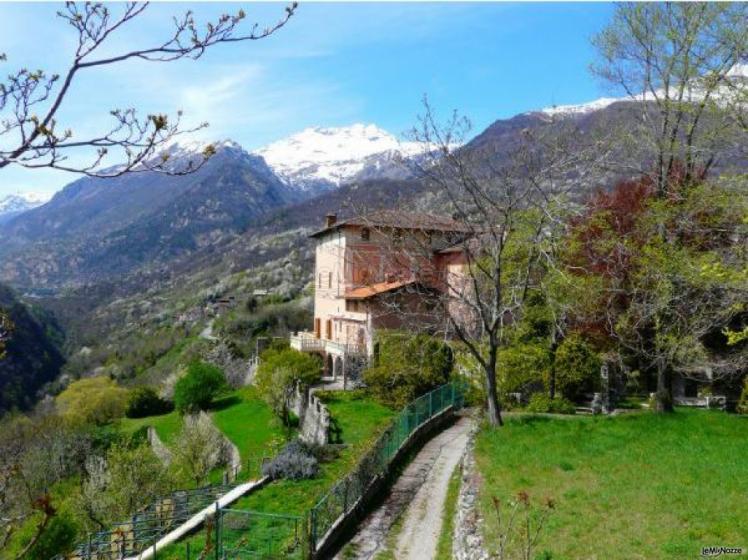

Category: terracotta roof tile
[344, 279, 416, 300]
[310, 210, 473, 238]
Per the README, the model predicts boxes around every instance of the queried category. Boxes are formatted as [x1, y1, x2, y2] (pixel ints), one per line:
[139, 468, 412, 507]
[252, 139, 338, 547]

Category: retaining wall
[290, 384, 331, 446]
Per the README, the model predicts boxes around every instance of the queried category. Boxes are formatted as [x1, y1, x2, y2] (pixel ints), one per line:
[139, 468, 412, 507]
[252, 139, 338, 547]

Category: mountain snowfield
[0, 192, 50, 221]
[253, 123, 425, 191]
[537, 62, 748, 117]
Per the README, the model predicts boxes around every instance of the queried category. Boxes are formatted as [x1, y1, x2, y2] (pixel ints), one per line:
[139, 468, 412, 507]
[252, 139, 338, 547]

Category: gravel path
[336, 415, 472, 560]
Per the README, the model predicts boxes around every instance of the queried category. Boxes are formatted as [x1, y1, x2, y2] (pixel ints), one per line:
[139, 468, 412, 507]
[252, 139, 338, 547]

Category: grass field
[474, 409, 748, 560]
[228, 390, 394, 515]
[118, 409, 183, 444]
[211, 387, 287, 477]
[158, 391, 395, 558]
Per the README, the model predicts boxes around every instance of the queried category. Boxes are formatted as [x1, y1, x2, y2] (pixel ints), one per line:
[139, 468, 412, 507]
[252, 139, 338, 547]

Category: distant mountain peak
[253, 123, 425, 192]
[537, 96, 622, 116]
[0, 192, 50, 218]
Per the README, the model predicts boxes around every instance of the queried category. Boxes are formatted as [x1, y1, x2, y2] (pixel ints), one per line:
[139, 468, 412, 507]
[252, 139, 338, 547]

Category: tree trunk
[548, 334, 561, 399]
[653, 361, 674, 413]
[485, 361, 504, 426]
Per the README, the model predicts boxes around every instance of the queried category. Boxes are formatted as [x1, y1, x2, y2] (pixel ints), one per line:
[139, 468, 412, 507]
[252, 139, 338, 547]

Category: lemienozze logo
[701, 546, 745, 557]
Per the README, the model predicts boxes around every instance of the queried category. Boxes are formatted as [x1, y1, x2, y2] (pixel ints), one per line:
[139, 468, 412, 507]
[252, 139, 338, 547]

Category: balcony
[290, 332, 326, 352]
[290, 332, 366, 356]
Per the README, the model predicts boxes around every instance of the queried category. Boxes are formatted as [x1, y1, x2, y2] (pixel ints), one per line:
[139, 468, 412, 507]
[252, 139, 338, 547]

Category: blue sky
[0, 2, 615, 197]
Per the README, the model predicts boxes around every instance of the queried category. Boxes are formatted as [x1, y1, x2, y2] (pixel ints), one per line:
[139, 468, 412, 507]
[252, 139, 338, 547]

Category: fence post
[214, 503, 220, 560]
[429, 390, 433, 419]
[343, 477, 350, 513]
[309, 507, 317, 553]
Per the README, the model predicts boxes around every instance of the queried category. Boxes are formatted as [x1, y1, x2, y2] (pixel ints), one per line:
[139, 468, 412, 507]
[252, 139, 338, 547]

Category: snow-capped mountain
[537, 62, 748, 117]
[0, 193, 50, 223]
[540, 96, 622, 116]
[254, 123, 425, 192]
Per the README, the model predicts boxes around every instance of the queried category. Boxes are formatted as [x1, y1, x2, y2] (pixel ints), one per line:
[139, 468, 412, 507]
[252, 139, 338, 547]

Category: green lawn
[158, 391, 394, 558]
[231, 390, 394, 515]
[118, 409, 183, 444]
[474, 409, 748, 560]
[211, 387, 287, 477]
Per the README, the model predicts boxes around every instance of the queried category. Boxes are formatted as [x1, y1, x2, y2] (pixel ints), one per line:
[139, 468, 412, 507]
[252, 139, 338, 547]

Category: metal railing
[54, 484, 234, 560]
[308, 381, 465, 549]
[214, 508, 308, 559]
[290, 332, 366, 356]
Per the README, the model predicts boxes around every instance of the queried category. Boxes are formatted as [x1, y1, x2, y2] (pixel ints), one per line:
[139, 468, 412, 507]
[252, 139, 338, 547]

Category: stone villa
[290, 210, 473, 384]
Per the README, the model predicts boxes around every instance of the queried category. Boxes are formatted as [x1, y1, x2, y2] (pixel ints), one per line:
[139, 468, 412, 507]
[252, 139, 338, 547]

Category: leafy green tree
[255, 348, 321, 425]
[171, 413, 224, 487]
[125, 386, 172, 418]
[565, 177, 747, 412]
[26, 512, 78, 560]
[79, 441, 172, 529]
[173, 361, 227, 413]
[56, 377, 129, 426]
[551, 334, 601, 400]
[364, 332, 453, 409]
[497, 343, 549, 398]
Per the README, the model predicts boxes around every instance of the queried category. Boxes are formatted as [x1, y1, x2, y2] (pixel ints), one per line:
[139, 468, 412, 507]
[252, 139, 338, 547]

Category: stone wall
[453, 432, 489, 560]
[290, 383, 331, 446]
[147, 412, 243, 482]
[147, 426, 173, 465]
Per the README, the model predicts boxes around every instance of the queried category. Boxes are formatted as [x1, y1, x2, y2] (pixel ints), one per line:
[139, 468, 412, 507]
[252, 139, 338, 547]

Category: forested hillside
[0, 283, 65, 413]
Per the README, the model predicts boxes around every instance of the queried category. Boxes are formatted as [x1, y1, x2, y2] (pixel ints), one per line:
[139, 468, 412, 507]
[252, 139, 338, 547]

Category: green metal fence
[54, 483, 235, 560]
[308, 381, 465, 549]
[214, 509, 308, 559]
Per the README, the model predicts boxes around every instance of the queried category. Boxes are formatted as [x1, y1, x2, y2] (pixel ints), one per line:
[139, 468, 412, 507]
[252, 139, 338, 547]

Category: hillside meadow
[474, 409, 748, 560]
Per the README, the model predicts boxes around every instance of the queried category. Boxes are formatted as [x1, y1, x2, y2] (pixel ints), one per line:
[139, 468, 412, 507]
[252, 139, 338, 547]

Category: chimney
[325, 213, 337, 228]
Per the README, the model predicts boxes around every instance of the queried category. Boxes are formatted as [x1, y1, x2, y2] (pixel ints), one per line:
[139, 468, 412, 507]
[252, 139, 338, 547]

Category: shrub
[80, 441, 173, 527]
[364, 332, 453, 408]
[262, 439, 319, 480]
[255, 348, 321, 425]
[26, 512, 78, 560]
[56, 376, 129, 426]
[499, 342, 550, 396]
[125, 386, 173, 418]
[737, 376, 748, 415]
[526, 393, 576, 415]
[171, 413, 224, 487]
[174, 361, 227, 413]
[551, 334, 602, 400]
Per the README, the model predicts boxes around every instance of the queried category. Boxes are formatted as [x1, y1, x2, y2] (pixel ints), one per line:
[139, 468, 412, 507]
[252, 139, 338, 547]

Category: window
[328, 271, 332, 288]
[318, 273, 322, 288]
[360, 227, 370, 241]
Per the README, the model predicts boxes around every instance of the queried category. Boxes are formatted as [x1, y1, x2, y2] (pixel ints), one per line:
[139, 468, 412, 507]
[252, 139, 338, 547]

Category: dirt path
[336, 415, 472, 560]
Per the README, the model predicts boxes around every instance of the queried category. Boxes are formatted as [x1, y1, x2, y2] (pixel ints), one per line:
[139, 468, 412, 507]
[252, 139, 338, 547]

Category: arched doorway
[334, 356, 344, 381]
[324, 354, 334, 378]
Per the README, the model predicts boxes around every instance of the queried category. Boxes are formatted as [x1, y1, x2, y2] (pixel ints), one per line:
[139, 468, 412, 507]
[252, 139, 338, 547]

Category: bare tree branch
[0, 1, 297, 177]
